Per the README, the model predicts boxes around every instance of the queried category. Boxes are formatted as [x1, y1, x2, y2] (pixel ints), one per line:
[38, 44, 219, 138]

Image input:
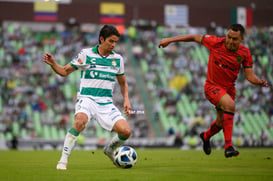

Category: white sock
[107, 134, 127, 150]
[59, 132, 78, 163]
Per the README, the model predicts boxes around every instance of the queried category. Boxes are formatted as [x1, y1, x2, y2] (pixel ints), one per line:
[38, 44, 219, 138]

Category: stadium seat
[0, 133, 4, 140]
[50, 126, 59, 140]
[33, 112, 42, 136]
[12, 122, 20, 136]
[5, 132, 12, 141]
[0, 95, 2, 113]
[140, 60, 149, 74]
[42, 125, 50, 140]
[176, 101, 187, 118]
[58, 129, 66, 140]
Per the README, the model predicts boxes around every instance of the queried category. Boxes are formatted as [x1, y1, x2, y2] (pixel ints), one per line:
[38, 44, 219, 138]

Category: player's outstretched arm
[158, 34, 203, 48]
[43, 52, 75, 77]
[117, 75, 131, 117]
[244, 68, 268, 87]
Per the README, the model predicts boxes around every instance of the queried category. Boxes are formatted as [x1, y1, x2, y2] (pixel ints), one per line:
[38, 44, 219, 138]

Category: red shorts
[204, 81, 235, 106]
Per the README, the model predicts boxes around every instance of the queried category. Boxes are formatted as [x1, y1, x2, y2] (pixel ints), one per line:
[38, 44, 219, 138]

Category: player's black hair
[99, 25, 120, 44]
[228, 24, 245, 37]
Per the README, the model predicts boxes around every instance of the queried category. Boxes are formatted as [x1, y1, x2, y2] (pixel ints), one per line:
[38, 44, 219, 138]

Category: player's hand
[123, 100, 131, 118]
[158, 38, 171, 48]
[259, 79, 268, 87]
[43, 52, 56, 66]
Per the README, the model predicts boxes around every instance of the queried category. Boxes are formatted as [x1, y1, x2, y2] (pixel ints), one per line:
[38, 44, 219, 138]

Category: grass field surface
[0, 148, 272, 181]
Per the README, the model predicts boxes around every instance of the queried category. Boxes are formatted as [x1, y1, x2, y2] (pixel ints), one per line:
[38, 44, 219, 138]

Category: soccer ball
[114, 146, 137, 168]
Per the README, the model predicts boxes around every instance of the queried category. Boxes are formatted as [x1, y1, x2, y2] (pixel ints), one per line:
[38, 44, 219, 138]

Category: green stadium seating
[0, 132, 4, 140]
[140, 59, 149, 74]
[20, 129, 27, 138]
[42, 125, 50, 140]
[33, 112, 42, 136]
[50, 126, 59, 140]
[5, 132, 12, 140]
[12, 122, 20, 136]
[58, 129, 66, 140]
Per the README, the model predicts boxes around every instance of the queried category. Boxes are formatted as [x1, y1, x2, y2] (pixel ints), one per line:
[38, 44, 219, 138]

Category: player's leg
[200, 83, 224, 155]
[57, 98, 91, 170]
[218, 94, 239, 157]
[108, 119, 131, 150]
[204, 107, 223, 140]
[96, 103, 131, 164]
[200, 108, 223, 155]
[103, 119, 131, 163]
[57, 112, 88, 170]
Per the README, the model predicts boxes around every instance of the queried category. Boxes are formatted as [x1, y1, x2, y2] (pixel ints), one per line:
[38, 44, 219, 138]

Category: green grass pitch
[0, 148, 272, 181]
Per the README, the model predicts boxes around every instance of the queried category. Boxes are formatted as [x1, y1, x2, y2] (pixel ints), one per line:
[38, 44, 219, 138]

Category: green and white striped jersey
[69, 45, 125, 105]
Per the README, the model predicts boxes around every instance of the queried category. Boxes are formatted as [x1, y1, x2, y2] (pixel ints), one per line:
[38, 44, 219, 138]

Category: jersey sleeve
[116, 56, 125, 76]
[201, 35, 219, 50]
[243, 48, 253, 68]
[70, 49, 90, 70]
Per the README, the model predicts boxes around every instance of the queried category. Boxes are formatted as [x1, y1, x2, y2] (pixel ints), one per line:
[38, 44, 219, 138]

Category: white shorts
[75, 97, 125, 131]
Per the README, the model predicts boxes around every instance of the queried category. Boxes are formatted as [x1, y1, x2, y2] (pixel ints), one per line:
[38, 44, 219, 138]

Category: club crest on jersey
[112, 59, 117, 67]
[236, 56, 242, 63]
[78, 59, 83, 64]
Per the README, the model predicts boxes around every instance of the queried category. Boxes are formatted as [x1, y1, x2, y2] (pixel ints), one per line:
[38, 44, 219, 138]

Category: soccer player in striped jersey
[43, 25, 131, 170]
[158, 24, 268, 157]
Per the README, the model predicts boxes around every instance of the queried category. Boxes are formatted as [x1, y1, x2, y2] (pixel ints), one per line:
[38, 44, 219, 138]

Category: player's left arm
[117, 74, 131, 117]
[244, 68, 268, 87]
[158, 34, 203, 48]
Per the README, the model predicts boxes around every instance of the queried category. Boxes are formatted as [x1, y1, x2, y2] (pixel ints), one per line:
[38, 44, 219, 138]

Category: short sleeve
[243, 49, 253, 68]
[70, 49, 90, 70]
[116, 56, 125, 76]
[201, 35, 220, 50]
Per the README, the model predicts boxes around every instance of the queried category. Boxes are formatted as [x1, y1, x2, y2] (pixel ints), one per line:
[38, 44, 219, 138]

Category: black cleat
[200, 132, 211, 155]
[225, 146, 239, 158]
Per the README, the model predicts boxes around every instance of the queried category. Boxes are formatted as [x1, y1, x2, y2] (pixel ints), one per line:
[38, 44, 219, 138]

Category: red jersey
[201, 35, 253, 89]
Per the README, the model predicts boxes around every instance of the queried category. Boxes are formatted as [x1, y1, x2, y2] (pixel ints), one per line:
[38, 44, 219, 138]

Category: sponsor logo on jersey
[89, 71, 114, 79]
[90, 71, 98, 78]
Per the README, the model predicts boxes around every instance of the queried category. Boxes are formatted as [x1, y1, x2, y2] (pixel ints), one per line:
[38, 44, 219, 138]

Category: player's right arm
[158, 34, 203, 48]
[43, 52, 75, 77]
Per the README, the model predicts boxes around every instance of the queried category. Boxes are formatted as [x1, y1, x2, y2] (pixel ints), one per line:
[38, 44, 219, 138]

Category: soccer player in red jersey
[158, 24, 268, 157]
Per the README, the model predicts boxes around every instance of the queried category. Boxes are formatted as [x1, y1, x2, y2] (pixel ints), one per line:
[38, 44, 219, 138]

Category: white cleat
[103, 146, 118, 167]
[103, 146, 114, 161]
[56, 161, 67, 170]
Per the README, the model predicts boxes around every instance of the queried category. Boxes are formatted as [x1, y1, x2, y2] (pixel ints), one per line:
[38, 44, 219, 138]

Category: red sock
[204, 120, 222, 140]
[222, 112, 234, 149]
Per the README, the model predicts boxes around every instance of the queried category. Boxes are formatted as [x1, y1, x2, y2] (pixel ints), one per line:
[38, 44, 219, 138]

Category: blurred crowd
[0, 22, 272, 148]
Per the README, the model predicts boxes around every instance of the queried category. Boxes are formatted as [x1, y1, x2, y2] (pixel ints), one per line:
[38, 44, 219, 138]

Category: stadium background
[0, 0, 272, 150]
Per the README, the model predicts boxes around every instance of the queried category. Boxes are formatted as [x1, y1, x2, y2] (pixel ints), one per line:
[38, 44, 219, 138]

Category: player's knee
[221, 101, 235, 113]
[120, 127, 131, 139]
[74, 113, 88, 132]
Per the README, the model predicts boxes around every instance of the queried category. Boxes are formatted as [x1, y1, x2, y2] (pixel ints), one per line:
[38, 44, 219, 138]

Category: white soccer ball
[114, 146, 137, 168]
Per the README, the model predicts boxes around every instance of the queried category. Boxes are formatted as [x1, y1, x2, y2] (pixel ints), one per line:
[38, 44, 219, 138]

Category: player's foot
[56, 161, 67, 170]
[225, 146, 239, 158]
[200, 132, 211, 155]
[103, 145, 118, 167]
[103, 145, 114, 161]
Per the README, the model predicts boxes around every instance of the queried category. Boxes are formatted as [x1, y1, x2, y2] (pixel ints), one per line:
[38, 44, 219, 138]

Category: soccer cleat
[200, 132, 211, 155]
[56, 161, 67, 170]
[103, 146, 118, 167]
[225, 146, 239, 158]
